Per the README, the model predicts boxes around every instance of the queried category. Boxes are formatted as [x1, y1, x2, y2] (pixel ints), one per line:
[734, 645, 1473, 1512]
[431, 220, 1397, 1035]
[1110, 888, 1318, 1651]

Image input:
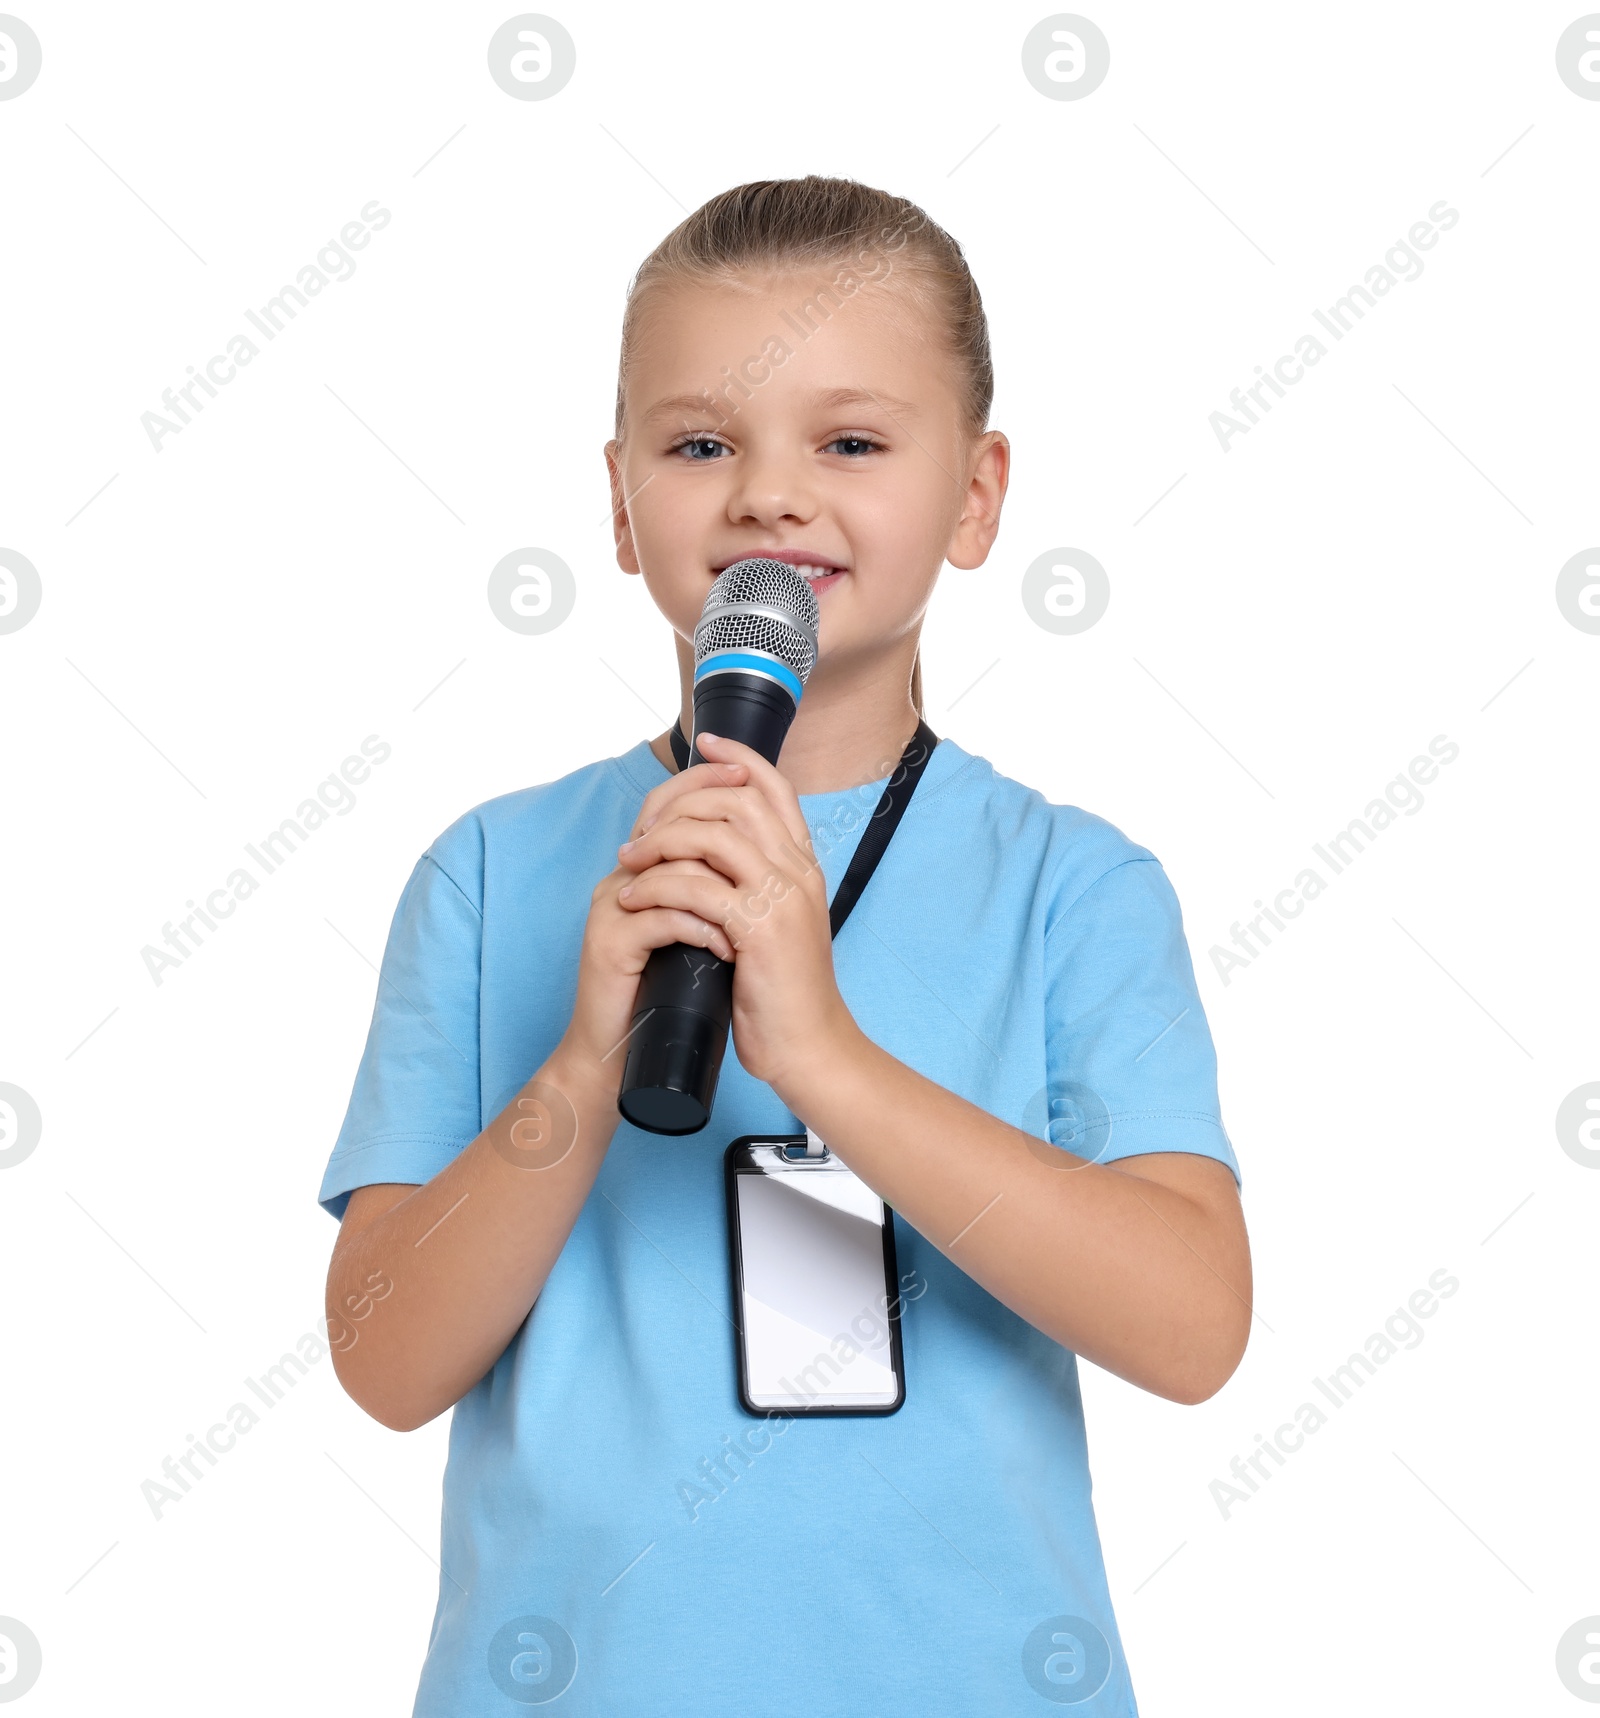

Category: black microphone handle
[615, 671, 802, 1135]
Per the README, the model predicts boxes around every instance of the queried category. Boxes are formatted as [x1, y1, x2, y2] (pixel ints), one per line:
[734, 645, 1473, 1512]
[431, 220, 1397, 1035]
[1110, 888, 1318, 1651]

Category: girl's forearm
[771, 1017, 1252, 1404]
[327, 1041, 622, 1431]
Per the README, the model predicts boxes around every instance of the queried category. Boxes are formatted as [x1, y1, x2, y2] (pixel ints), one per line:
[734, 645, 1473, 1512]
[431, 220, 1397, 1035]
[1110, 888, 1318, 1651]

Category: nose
[724, 435, 818, 532]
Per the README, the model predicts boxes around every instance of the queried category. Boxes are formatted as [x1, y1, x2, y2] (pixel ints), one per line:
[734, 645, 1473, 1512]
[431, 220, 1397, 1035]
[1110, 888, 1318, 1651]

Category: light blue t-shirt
[319, 735, 1240, 1716]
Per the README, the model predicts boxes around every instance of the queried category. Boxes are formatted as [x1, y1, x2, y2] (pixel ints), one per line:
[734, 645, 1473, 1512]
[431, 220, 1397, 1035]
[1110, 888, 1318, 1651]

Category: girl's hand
[558, 763, 743, 1095]
[613, 733, 852, 1093]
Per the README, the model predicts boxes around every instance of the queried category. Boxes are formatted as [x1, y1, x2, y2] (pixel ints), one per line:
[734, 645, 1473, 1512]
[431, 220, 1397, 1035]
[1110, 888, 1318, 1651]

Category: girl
[321, 175, 1251, 1716]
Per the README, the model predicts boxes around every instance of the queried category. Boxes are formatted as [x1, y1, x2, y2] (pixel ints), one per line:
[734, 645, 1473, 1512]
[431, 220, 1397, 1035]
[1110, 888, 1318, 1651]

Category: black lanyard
[667, 717, 940, 938]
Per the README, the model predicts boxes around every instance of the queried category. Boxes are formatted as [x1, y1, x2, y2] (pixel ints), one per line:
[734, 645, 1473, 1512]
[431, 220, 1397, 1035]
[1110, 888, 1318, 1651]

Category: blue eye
[826, 436, 881, 457]
[672, 436, 726, 461]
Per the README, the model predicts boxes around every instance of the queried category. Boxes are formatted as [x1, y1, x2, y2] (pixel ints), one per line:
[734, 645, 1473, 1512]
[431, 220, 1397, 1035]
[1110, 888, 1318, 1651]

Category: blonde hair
[614, 175, 995, 721]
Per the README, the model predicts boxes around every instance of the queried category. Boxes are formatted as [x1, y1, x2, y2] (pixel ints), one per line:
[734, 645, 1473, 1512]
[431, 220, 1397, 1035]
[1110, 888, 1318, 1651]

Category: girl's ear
[604, 438, 642, 577]
[945, 431, 1010, 571]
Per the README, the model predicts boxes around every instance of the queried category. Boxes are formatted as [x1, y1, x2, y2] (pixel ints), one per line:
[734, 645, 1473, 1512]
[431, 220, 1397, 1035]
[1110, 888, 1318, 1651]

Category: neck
[650, 638, 924, 795]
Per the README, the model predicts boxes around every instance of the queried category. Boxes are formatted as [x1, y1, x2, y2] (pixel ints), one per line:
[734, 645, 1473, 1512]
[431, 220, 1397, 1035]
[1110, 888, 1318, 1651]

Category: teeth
[718, 563, 840, 575]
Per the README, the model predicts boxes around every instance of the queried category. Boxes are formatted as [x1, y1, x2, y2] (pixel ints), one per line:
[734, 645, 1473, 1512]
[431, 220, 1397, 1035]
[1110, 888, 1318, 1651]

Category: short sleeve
[1041, 856, 1241, 1189]
[317, 838, 484, 1221]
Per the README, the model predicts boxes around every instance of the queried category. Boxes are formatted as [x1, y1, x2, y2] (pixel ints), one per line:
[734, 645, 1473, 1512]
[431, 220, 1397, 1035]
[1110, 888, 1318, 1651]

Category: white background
[2, 2, 1597, 1712]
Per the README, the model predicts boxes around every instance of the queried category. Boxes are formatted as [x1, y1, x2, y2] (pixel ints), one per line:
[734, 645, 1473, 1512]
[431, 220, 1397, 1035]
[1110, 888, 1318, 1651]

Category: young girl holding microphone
[321, 175, 1251, 1715]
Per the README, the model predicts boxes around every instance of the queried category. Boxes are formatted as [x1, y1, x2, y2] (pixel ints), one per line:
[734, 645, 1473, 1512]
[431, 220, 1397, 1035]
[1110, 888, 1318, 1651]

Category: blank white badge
[735, 1149, 899, 1409]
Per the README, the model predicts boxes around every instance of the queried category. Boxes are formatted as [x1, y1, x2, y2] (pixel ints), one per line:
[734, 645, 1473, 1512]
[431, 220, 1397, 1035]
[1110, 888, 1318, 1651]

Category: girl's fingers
[616, 870, 744, 945]
[622, 783, 799, 868]
[623, 904, 735, 964]
[630, 757, 749, 840]
[693, 733, 813, 849]
[631, 854, 725, 881]
[617, 818, 772, 893]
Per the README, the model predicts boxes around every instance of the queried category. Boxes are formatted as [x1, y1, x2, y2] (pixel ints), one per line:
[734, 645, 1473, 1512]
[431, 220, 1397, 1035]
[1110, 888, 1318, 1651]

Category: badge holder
[724, 1129, 906, 1416]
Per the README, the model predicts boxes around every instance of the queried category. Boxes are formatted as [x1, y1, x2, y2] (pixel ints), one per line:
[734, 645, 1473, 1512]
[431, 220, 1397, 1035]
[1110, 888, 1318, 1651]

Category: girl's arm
[326, 1043, 621, 1432]
[326, 823, 743, 1432]
[770, 1031, 1250, 1405]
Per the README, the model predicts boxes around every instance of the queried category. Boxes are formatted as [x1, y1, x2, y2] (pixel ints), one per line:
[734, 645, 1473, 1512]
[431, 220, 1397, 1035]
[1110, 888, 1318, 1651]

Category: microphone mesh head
[693, 558, 820, 682]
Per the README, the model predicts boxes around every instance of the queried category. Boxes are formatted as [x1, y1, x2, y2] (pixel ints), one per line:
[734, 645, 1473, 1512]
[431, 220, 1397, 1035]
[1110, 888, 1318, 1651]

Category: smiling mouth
[712, 557, 849, 592]
[796, 566, 847, 593]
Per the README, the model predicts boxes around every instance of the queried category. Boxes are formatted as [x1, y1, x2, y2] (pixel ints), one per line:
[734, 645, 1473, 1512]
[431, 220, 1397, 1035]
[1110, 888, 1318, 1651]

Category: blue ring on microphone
[693, 650, 804, 704]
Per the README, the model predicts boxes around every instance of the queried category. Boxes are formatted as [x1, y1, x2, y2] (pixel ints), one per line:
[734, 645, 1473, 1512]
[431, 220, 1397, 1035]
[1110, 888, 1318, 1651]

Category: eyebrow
[641, 385, 920, 424]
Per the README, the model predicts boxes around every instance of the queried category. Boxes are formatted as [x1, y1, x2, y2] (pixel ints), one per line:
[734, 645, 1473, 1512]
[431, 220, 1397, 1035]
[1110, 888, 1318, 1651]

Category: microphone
[617, 558, 821, 1135]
